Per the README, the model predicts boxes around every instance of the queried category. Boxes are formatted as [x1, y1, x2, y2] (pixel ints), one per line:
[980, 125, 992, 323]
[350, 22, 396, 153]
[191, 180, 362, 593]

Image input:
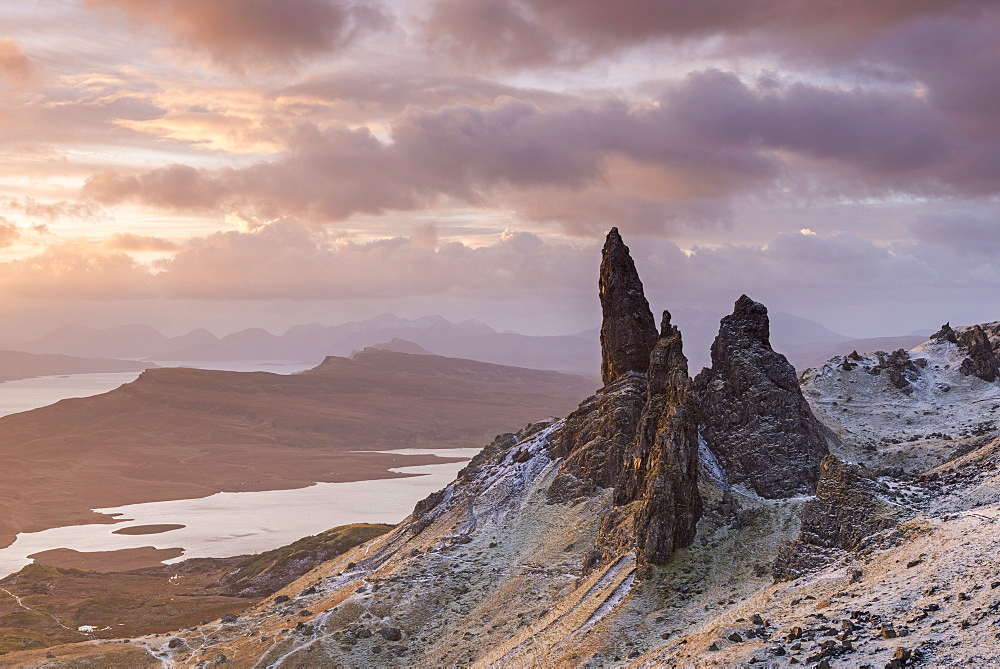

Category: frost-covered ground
[803, 332, 1000, 464]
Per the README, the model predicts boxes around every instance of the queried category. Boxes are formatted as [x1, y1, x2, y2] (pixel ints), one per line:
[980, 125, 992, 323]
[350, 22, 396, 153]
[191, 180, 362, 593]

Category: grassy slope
[0, 523, 392, 656]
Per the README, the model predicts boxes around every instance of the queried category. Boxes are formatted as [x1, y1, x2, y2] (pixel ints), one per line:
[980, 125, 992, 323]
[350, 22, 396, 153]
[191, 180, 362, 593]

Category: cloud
[663, 70, 963, 191]
[104, 233, 178, 252]
[84, 0, 390, 70]
[84, 164, 226, 210]
[0, 38, 32, 84]
[276, 72, 571, 121]
[0, 218, 21, 248]
[0, 221, 592, 301]
[1, 220, 992, 311]
[860, 11, 1000, 138]
[410, 222, 439, 250]
[908, 211, 1000, 258]
[82, 70, 1000, 233]
[1, 198, 103, 222]
[80, 95, 772, 230]
[154, 220, 593, 300]
[0, 242, 153, 299]
[425, 0, 983, 69]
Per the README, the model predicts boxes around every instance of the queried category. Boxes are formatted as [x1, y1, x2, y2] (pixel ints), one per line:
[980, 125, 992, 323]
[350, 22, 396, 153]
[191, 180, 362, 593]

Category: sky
[1, 0, 999, 340]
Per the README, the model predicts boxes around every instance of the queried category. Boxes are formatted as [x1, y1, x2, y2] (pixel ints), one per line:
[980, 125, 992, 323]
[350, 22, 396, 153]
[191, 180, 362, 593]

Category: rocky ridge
[9, 231, 1000, 666]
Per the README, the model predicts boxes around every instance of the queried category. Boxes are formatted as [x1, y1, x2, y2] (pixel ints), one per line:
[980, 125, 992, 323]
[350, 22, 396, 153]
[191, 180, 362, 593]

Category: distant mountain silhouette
[356, 338, 435, 356]
[19, 324, 218, 360]
[16, 311, 857, 375]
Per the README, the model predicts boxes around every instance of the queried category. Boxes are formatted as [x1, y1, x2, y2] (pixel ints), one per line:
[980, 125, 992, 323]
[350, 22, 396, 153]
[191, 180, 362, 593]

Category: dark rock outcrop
[598, 311, 702, 563]
[931, 322, 959, 344]
[870, 349, 923, 394]
[773, 456, 906, 580]
[694, 295, 830, 498]
[599, 227, 658, 386]
[959, 325, 999, 383]
[551, 228, 655, 491]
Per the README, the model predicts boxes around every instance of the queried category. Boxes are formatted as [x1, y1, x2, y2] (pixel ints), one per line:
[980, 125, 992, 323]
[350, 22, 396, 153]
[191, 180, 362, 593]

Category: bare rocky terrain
[5, 229, 1000, 667]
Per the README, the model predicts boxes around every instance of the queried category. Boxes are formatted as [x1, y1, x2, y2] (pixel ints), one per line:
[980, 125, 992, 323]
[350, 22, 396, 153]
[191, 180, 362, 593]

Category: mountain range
[13, 311, 922, 376]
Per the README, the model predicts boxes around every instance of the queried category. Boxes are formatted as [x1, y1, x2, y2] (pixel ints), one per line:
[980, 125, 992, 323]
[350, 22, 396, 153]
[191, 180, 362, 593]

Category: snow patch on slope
[802, 336, 1000, 451]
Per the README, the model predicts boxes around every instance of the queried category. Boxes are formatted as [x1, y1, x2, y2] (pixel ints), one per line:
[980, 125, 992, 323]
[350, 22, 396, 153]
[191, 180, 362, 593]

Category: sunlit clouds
[0, 0, 999, 338]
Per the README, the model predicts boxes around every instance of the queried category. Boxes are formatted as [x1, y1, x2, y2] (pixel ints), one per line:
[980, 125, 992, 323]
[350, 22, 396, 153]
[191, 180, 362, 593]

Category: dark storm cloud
[425, 0, 986, 68]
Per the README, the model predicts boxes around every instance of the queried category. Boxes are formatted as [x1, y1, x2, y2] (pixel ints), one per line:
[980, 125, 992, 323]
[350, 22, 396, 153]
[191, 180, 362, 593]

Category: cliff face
[695, 295, 831, 498]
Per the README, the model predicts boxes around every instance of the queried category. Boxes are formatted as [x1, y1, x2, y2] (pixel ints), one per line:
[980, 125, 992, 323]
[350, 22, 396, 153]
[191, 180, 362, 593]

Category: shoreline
[0, 449, 477, 577]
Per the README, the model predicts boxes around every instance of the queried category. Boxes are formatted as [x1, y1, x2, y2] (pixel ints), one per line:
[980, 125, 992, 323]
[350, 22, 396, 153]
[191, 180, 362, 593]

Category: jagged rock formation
[546, 372, 646, 498]
[870, 348, 926, 393]
[694, 295, 831, 498]
[772, 455, 906, 580]
[553, 233, 701, 565]
[930, 322, 959, 344]
[928, 321, 999, 383]
[599, 227, 658, 386]
[959, 325, 1000, 382]
[598, 311, 702, 563]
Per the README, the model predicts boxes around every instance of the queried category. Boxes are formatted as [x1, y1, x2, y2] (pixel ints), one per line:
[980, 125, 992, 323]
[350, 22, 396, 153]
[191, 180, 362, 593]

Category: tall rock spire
[599, 228, 658, 386]
[694, 295, 831, 498]
[599, 310, 702, 563]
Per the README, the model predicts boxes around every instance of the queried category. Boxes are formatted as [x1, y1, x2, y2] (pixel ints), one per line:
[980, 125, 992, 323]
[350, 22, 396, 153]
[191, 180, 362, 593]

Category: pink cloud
[0, 218, 21, 248]
[0, 38, 32, 84]
[85, 0, 390, 70]
[425, 0, 982, 68]
[105, 233, 178, 252]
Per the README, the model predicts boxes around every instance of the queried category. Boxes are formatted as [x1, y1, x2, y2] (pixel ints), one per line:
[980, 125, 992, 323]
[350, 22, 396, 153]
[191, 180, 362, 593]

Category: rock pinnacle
[599, 228, 658, 386]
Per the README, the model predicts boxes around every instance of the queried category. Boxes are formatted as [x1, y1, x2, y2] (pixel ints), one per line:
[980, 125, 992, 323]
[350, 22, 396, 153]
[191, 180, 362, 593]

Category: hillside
[0, 350, 595, 552]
